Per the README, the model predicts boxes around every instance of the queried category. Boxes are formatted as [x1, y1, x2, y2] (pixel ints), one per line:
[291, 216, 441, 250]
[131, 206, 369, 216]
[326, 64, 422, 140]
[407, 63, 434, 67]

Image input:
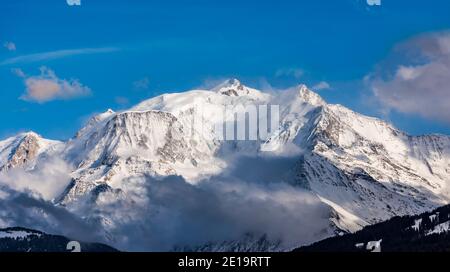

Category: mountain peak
[298, 84, 326, 106]
[20, 131, 40, 139]
[95, 109, 116, 121]
[211, 78, 249, 96]
[219, 78, 242, 88]
[225, 78, 241, 86]
[75, 109, 116, 139]
[0, 132, 42, 171]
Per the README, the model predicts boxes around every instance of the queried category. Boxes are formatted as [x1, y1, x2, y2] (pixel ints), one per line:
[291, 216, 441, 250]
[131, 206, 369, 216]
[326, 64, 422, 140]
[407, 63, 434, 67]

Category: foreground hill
[0, 227, 118, 252]
[296, 204, 450, 252]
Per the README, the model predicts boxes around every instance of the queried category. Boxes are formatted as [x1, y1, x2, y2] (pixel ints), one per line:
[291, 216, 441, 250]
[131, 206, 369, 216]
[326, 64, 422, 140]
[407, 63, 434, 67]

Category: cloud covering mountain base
[0, 154, 333, 251]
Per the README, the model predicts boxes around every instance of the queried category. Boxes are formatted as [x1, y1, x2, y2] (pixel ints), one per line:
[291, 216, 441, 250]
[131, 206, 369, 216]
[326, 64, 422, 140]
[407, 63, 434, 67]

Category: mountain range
[0, 79, 449, 251]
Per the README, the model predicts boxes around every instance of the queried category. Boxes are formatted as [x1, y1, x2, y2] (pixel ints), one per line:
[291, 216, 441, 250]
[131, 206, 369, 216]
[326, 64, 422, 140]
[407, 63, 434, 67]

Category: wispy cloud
[11, 68, 26, 78]
[115, 96, 130, 106]
[275, 68, 304, 79]
[66, 0, 81, 6]
[312, 81, 331, 91]
[133, 77, 150, 90]
[3, 41, 16, 51]
[17, 67, 91, 103]
[0, 47, 119, 66]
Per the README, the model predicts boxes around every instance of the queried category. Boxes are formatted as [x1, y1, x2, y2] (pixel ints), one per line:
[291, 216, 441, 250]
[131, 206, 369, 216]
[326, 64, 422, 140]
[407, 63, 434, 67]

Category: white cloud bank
[367, 31, 450, 124]
[0, 153, 333, 251]
[18, 67, 91, 103]
[0, 157, 73, 201]
[79, 173, 332, 251]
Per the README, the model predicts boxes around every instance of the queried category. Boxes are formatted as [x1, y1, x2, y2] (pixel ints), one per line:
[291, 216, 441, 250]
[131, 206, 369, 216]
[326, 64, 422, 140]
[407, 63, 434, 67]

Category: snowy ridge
[0, 228, 41, 239]
[0, 132, 63, 172]
[272, 96, 450, 231]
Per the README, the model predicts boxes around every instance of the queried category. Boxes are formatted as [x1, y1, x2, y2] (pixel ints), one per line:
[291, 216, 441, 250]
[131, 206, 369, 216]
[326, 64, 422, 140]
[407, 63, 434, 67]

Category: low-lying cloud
[367, 31, 450, 124]
[0, 151, 333, 252]
[0, 157, 73, 201]
[75, 174, 331, 251]
[0, 157, 104, 242]
[64, 153, 332, 251]
[0, 187, 103, 242]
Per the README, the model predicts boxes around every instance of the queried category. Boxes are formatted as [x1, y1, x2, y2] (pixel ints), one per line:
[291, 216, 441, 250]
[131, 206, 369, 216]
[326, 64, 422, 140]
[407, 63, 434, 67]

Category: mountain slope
[286, 103, 450, 232]
[295, 204, 450, 252]
[306, 105, 449, 230]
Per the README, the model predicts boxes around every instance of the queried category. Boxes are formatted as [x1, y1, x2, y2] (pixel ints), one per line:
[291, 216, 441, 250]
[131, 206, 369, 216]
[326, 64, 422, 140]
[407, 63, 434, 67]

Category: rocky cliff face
[0, 132, 62, 172]
[1, 133, 40, 171]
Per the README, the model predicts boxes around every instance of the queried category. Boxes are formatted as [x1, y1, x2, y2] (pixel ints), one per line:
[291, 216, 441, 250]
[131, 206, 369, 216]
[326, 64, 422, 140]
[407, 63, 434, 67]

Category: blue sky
[1, 0, 450, 140]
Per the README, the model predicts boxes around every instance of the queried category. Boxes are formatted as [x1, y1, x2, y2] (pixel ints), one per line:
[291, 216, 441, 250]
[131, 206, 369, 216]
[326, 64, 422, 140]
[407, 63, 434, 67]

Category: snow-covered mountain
[1, 79, 449, 251]
[0, 132, 62, 172]
[290, 103, 450, 231]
